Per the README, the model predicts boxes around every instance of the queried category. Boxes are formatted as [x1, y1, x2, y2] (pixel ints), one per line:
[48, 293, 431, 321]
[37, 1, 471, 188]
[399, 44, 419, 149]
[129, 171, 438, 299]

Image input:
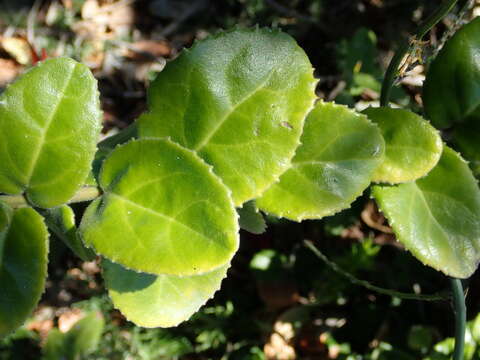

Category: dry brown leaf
[265, 333, 296, 360]
[0, 59, 22, 86]
[1, 37, 32, 65]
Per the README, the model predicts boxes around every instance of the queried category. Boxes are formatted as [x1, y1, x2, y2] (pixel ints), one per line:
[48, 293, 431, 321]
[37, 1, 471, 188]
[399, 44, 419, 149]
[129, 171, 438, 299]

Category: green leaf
[257, 102, 384, 221]
[452, 116, 480, 177]
[64, 312, 104, 359]
[103, 259, 228, 328]
[0, 206, 49, 337]
[138, 28, 317, 206]
[423, 17, 480, 129]
[80, 138, 238, 276]
[42, 312, 104, 360]
[237, 201, 266, 234]
[0, 57, 102, 208]
[372, 147, 480, 278]
[43, 329, 66, 360]
[363, 107, 443, 183]
[43, 205, 95, 261]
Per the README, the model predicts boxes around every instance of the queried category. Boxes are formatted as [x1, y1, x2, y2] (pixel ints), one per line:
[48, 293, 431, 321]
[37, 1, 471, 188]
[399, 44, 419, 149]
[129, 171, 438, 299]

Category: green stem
[0, 186, 101, 209]
[380, 0, 459, 106]
[450, 278, 466, 360]
[304, 240, 450, 301]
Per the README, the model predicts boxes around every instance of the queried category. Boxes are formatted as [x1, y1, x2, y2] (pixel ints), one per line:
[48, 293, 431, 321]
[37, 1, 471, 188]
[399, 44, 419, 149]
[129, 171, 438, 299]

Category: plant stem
[304, 240, 450, 301]
[451, 278, 466, 360]
[380, 0, 459, 107]
[0, 186, 101, 209]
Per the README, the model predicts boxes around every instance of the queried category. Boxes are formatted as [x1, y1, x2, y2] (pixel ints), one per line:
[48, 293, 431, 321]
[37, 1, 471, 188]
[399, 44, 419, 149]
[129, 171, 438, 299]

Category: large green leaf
[363, 107, 442, 183]
[80, 138, 238, 276]
[452, 116, 480, 177]
[372, 147, 480, 278]
[256, 102, 384, 221]
[423, 17, 480, 129]
[0, 206, 49, 337]
[138, 28, 317, 206]
[103, 260, 228, 328]
[0, 57, 102, 208]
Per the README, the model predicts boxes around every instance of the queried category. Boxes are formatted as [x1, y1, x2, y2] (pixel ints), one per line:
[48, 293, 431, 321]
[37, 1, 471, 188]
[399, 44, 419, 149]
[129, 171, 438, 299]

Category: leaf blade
[103, 260, 228, 328]
[80, 138, 239, 276]
[423, 17, 480, 129]
[372, 147, 480, 278]
[363, 107, 443, 183]
[0, 57, 102, 208]
[138, 28, 317, 205]
[0, 206, 49, 337]
[257, 102, 385, 221]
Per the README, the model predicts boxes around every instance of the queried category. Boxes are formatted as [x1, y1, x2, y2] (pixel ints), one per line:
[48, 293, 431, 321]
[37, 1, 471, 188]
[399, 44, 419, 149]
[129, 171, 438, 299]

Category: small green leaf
[103, 260, 228, 328]
[80, 138, 238, 276]
[64, 312, 104, 359]
[363, 107, 442, 183]
[43, 329, 66, 360]
[257, 102, 384, 221]
[43, 205, 95, 261]
[0, 206, 49, 337]
[237, 201, 266, 234]
[372, 147, 480, 278]
[138, 28, 317, 206]
[42, 312, 104, 360]
[0, 57, 102, 208]
[423, 17, 480, 129]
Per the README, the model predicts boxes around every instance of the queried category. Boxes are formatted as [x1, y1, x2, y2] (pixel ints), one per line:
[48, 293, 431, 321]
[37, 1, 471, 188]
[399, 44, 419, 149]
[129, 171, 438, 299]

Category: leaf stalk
[380, 0, 459, 106]
[304, 240, 450, 302]
[0, 186, 101, 209]
[450, 277, 466, 360]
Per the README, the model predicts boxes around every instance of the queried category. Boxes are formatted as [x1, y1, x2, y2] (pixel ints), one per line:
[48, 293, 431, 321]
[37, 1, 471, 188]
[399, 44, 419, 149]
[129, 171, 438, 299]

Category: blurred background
[1, 1, 480, 359]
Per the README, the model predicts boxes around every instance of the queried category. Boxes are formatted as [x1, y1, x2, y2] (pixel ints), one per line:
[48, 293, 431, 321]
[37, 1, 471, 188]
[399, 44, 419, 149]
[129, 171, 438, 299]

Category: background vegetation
[1, 0, 480, 359]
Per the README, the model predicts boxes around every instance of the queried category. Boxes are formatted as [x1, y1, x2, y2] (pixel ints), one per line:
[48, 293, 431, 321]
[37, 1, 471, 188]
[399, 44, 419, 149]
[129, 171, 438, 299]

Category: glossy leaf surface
[257, 102, 384, 221]
[0, 206, 49, 337]
[0, 57, 102, 208]
[363, 107, 442, 183]
[103, 260, 228, 328]
[138, 28, 317, 205]
[80, 139, 238, 276]
[373, 147, 480, 278]
[423, 17, 480, 129]
[44, 205, 95, 261]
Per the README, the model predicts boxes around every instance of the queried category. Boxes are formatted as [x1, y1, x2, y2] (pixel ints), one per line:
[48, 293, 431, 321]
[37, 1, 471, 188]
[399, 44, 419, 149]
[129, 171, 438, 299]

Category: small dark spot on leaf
[281, 121, 293, 130]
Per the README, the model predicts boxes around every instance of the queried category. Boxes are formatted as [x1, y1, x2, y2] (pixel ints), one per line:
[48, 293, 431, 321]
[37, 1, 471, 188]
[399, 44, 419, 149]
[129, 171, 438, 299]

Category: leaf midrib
[24, 63, 77, 188]
[193, 62, 279, 153]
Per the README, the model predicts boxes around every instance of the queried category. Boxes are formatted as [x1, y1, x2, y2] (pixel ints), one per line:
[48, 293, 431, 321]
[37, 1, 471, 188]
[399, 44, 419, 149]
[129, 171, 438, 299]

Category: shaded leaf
[43, 205, 95, 261]
[237, 201, 266, 234]
[257, 102, 384, 221]
[452, 116, 480, 176]
[372, 147, 480, 278]
[80, 138, 238, 276]
[64, 312, 104, 359]
[0, 57, 102, 208]
[0, 206, 49, 337]
[138, 28, 317, 206]
[363, 107, 442, 183]
[103, 259, 228, 328]
[423, 17, 480, 129]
